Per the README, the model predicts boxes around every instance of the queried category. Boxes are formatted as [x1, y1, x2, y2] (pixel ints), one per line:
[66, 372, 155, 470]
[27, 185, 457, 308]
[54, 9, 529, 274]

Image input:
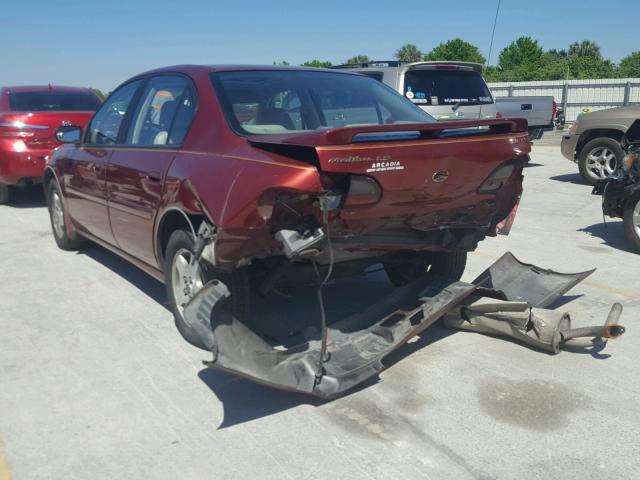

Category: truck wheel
[0, 184, 9, 204]
[47, 182, 86, 250]
[623, 192, 640, 252]
[164, 229, 250, 350]
[578, 138, 623, 185]
[384, 251, 467, 287]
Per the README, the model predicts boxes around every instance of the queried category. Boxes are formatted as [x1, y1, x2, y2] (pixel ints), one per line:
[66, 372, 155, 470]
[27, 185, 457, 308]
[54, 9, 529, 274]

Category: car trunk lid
[249, 119, 530, 219]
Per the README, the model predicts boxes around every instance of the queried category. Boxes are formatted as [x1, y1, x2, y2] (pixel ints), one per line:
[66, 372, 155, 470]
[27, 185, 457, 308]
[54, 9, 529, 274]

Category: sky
[1, 0, 638, 92]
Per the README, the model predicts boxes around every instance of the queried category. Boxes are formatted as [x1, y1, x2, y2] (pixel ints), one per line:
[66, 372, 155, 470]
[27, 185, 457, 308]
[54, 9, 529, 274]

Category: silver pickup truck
[494, 96, 556, 140]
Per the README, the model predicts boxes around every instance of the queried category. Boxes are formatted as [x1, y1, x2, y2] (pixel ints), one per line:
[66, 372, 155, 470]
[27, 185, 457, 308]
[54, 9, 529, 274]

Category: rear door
[64, 80, 143, 245]
[108, 75, 196, 266]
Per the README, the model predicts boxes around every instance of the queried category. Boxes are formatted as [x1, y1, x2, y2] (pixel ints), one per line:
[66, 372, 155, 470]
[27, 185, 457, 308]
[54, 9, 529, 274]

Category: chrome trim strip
[0, 122, 50, 130]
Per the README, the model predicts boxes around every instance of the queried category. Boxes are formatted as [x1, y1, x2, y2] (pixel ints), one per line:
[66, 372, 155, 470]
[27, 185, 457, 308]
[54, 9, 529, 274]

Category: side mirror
[56, 125, 82, 144]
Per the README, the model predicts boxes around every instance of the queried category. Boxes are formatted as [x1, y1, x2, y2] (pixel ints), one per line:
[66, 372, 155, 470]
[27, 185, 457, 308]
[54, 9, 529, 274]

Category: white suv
[334, 60, 498, 121]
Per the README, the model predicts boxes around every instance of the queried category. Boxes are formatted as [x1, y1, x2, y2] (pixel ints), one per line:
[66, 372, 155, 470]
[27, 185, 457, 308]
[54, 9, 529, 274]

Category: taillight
[478, 163, 515, 193]
[495, 111, 503, 119]
[0, 119, 46, 139]
[552, 100, 558, 119]
[343, 175, 382, 207]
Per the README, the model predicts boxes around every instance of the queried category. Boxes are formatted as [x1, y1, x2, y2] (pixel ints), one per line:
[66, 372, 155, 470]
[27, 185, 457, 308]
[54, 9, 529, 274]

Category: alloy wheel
[171, 248, 205, 314]
[585, 147, 617, 180]
[51, 191, 65, 239]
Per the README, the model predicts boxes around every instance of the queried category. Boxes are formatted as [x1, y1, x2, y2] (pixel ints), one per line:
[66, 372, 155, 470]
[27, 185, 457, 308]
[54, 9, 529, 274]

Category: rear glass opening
[402, 69, 493, 107]
[9, 91, 101, 112]
[211, 70, 435, 135]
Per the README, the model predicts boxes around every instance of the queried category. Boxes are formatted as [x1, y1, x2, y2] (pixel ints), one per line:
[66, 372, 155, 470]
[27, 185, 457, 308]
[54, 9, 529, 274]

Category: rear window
[402, 69, 493, 107]
[8, 91, 100, 112]
[212, 70, 435, 135]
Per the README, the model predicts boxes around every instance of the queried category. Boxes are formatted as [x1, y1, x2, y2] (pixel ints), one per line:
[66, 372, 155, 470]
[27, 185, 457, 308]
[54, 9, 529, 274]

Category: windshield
[402, 69, 493, 107]
[212, 70, 435, 135]
[9, 91, 101, 112]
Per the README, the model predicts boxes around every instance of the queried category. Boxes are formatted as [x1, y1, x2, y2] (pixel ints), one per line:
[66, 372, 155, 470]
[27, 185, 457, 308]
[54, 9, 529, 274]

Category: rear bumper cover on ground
[183, 252, 624, 398]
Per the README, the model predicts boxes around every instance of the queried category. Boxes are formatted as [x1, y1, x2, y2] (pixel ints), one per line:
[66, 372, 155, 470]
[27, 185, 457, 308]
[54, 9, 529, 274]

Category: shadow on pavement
[79, 245, 170, 309]
[197, 320, 456, 429]
[549, 173, 590, 185]
[3, 184, 46, 208]
[579, 221, 636, 254]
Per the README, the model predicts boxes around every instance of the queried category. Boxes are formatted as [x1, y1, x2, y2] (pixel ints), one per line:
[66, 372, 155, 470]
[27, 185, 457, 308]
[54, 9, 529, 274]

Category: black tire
[623, 192, 640, 252]
[578, 137, 623, 185]
[47, 182, 85, 250]
[164, 229, 250, 349]
[0, 184, 9, 204]
[384, 251, 467, 287]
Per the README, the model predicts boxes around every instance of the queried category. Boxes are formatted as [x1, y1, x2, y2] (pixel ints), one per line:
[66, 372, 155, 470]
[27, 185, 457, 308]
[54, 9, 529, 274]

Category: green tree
[424, 38, 485, 64]
[302, 60, 333, 68]
[395, 44, 423, 63]
[568, 40, 601, 59]
[273, 60, 290, 66]
[618, 51, 640, 77]
[498, 36, 544, 72]
[90, 88, 107, 99]
[493, 37, 545, 81]
[567, 56, 615, 79]
[346, 55, 370, 64]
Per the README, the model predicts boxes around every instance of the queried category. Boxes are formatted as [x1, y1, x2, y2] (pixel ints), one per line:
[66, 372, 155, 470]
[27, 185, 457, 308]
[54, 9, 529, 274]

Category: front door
[65, 80, 143, 244]
[107, 75, 196, 266]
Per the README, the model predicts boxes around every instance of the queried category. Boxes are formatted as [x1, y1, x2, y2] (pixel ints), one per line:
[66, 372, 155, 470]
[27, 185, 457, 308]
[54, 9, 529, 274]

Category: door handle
[145, 172, 162, 183]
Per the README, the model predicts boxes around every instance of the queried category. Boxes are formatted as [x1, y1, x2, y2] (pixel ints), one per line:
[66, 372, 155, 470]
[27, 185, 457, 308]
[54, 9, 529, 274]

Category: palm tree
[395, 44, 423, 63]
[568, 41, 601, 59]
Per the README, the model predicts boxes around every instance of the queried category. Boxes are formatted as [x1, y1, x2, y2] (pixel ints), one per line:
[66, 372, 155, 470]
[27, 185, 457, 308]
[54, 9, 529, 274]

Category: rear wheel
[578, 138, 623, 185]
[164, 229, 250, 349]
[0, 184, 9, 204]
[623, 192, 640, 252]
[384, 251, 467, 287]
[47, 182, 85, 250]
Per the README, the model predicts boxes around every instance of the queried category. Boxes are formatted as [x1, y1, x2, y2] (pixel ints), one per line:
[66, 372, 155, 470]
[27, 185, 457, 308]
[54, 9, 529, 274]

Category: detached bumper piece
[182, 252, 625, 398]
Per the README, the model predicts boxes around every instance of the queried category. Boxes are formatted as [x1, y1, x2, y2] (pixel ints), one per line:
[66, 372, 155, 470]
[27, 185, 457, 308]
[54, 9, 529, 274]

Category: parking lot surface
[1, 138, 639, 480]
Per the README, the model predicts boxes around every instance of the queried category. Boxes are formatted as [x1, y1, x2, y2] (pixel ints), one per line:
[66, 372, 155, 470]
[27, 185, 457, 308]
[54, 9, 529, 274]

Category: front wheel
[384, 251, 467, 287]
[164, 229, 250, 349]
[623, 192, 640, 252]
[578, 138, 623, 185]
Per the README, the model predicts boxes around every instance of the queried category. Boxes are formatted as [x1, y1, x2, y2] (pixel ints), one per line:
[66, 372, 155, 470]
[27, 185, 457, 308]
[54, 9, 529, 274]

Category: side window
[168, 87, 196, 145]
[86, 80, 142, 145]
[126, 75, 194, 146]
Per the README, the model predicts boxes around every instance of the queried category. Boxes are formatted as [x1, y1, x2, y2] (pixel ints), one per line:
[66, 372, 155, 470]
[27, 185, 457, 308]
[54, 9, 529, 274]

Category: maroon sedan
[0, 85, 101, 203]
[46, 65, 530, 394]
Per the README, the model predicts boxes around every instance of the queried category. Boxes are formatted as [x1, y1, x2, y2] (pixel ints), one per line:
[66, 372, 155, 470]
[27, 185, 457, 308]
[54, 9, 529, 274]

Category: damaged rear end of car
[172, 67, 539, 397]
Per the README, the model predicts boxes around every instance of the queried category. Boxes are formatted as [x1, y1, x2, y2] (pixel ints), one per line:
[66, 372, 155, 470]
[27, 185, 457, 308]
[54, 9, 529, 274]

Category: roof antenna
[485, 0, 501, 72]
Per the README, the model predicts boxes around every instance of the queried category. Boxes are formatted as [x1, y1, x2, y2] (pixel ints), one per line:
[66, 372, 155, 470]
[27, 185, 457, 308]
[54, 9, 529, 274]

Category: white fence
[488, 78, 640, 122]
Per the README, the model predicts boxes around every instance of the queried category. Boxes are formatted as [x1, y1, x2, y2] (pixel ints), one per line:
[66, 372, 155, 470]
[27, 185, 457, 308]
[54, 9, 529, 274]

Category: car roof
[0, 85, 95, 93]
[135, 64, 362, 78]
[334, 60, 484, 75]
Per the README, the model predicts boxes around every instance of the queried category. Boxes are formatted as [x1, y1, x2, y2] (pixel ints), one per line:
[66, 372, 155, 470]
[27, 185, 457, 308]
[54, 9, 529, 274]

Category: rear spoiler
[247, 118, 529, 147]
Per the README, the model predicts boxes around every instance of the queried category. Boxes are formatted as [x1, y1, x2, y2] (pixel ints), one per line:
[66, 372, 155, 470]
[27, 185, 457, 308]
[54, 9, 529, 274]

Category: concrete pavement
[1, 141, 639, 479]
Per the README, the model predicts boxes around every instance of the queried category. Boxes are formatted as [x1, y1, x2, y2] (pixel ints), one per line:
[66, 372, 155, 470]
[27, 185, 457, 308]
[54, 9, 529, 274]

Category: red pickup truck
[0, 85, 101, 203]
